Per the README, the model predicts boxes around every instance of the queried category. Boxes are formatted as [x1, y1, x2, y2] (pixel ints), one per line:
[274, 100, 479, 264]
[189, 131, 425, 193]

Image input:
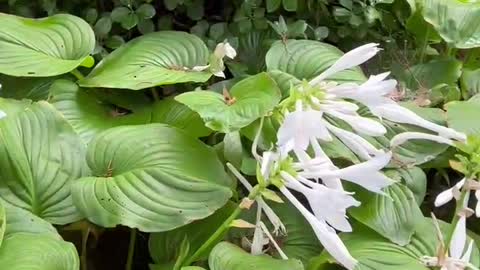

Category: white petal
[476, 190, 480, 217]
[251, 207, 266, 255]
[310, 43, 381, 85]
[259, 222, 288, 260]
[326, 123, 384, 160]
[285, 178, 360, 232]
[461, 240, 474, 263]
[260, 151, 278, 180]
[0, 110, 6, 119]
[258, 198, 286, 234]
[192, 65, 210, 71]
[324, 109, 386, 136]
[321, 152, 393, 193]
[450, 215, 467, 259]
[279, 186, 358, 270]
[277, 109, 331, 153]
[391, 132, 455, 147]
[372, 103, 466, 141]
[434, 178, 465, 207]
[224, 42, 237, 59]
[213, 70, 226, 78]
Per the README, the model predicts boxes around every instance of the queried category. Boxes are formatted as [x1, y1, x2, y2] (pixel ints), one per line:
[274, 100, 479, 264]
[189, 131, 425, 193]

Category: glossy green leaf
[0, 13, 95, 77]
[445, 96, 480, 136]
[282, 0, 298, 11]
[461, 68, 480, 98]
[79, 31, 211, 90]
[267, 0, 281, 12]
[387, 167, 427, 205]
[0, 75, 70, 101]
[50, 80, 210, 144]
[0, 233, 79, 270]
[309, 219, 480, 270]
[266, 40, 366, 84]
[3, 204, 58, 237]
[176, 73, 281, 133]
[223, 132, 244, 168]
[423, 0, 480, 48]
[348, 182, 423, 246]
[209, 242, 304, 270]
[137, 4, 156, 19]
[149, 203, 236, 266]
[0, 100, 86, 224]
[71, 124, 233, 232]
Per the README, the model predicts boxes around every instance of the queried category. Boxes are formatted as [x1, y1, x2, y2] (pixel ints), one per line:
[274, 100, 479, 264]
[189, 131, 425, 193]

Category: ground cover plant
[2, 0, 480, 269]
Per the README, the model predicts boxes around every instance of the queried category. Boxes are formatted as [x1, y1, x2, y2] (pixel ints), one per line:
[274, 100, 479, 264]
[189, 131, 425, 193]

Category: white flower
[434, 178, 466, 207]
[0, 110, 6, 119]
[422, 214, 477, 270]
[214, 41, 237, 59]
[281, 172, 360, 232]
[309, 43, 381, 85]
[279, 185, 357, 270]
[298, 151, 394, 194]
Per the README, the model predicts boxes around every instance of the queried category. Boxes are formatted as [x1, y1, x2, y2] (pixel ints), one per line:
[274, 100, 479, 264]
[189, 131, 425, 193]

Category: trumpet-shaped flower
[277, 43, 466, 163]
[192, 41, 237, 78]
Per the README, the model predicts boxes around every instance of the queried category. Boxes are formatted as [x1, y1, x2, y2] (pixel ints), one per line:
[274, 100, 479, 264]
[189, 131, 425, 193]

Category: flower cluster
[235, 43, 467, 269]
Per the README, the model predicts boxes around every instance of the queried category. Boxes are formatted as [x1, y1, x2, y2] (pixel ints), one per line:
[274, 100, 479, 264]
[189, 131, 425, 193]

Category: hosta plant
[0, 6, 480, 270]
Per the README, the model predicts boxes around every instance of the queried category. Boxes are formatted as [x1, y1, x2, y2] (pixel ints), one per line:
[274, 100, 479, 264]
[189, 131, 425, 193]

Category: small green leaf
[461, 68, 480, 98]
[224, 132, 244, 168]
[209, 242, 304, 270]
[314, 26, 329, 40]
[120, 12, 139, 30]
[446, 97, 480, 136]
[267, 0, 281, 12]
[0, 13, 95, 77]
[105, 35, 125, 49]
[94, 16, 112, 37]
[85, 8, 98, 24]
[136, 3, 156, 19]
[176, 73, 282, 133]
[111, 6, 131, 22]
[79, 31, 211, 90]
[164, 0, 180, 10]
[138, 19, 155, 34]
[282, 0, 297, 11]
[186, 0, 204, 20]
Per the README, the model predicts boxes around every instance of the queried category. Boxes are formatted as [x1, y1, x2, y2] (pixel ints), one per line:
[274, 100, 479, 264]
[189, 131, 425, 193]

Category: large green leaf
[149, 202, 236, 267]
[0, 234, 79, 270]
[445, 96, 480, 136]
[71, 124, 233, 232]
[0, 13, 94, 77]
[0, 100, 86, 224]
[308, 219, 480, 270]
[423, 0, 480, 48]
[347, 182, 424, 246]
[176, 73, 281, 133]
[461, 68, 480, 99]
[387, 167, 427, 205]
[3, 204, 58, 237]
[208, 242, 304, 270]
[79, 31, 211, 90]
[50, 80, 210, 144]
[266, 39, 366, 83]
[0, 75, 71, 101]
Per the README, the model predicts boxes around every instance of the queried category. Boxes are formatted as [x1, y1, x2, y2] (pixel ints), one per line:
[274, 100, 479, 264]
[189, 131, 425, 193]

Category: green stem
[81, 227, 90, 270]
[125, 228, 137, 270]
[419, 27, 430, 63]
[445, 183, 470, 250]
[183, 187, 261, 266]
[71, 69, 85, 80]
[151, 88, 160, 101]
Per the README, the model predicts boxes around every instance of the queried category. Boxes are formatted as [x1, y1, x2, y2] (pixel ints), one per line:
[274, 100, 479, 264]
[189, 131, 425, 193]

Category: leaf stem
[71, 69, 85, 80]
[151, 88, 160, 101]
[445, 181, 470, 250]
[419, 27, 430, 63]
[183, 187, 262, 266]
[81, 227, 90, 270]
[125, 228, 137, 270]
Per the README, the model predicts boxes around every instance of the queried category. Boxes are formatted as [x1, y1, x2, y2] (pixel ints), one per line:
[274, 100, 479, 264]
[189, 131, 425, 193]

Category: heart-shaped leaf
[79, 31, 211, 90]
[347, 182, 424, 246]
[3, 203, 58, 237]
[71, 124, 233, 232]
[175, 72, 281, 133]
[0, 75, 71, 101]
[387, 167, 427, 205]
[266, 39, 366, 84]
[209, 242, 304, 270]
[461, 68, 480, 99]
[0, 234, 79, 270]
[0, 100, 86, 224]
[0, 13, 95, 77]
[423, 0, 480, 49]
[50, 80, 210, 144]
[445, 96, 480, 136]
[309, 219, 480, 270]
